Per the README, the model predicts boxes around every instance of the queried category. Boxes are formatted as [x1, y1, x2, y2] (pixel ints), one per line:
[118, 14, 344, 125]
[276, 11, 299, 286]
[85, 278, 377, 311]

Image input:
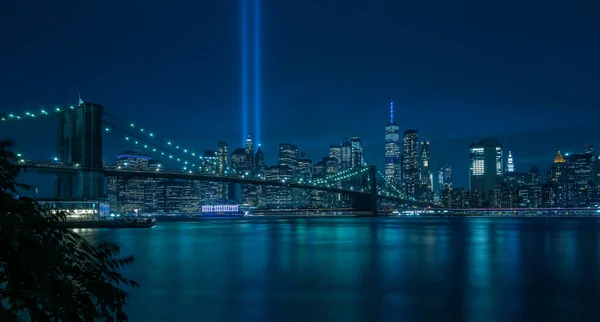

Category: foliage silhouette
[0, 140, 138, 321]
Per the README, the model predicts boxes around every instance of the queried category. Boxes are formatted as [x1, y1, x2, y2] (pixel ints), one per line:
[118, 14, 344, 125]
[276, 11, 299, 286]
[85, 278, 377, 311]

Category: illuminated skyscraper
[199, 151, 220, 205]
[254, 145, 266, 177]
[329, 145, 342, 173]
[402, 129, 419, 198]
[264, 165, 293, 209]
[469, 138, 503, 199]
[350, 137, 364, 167]
[507, 151, 515, 172]
[438, 164, 452, 204]
[297, 158, 313, 181]
[217, 141, 228, 174]
[231, 148, 248, 173]
[340, 140, 352, 170]
[296, 157, 313, 208]
[279, 143, 299, 175]
[585, 144, 595, 154]
[245, 135, 255, 174]
[108, 150, 151, 213]
[385, 100, 401, 188]
[419, 141, 433, 201]
[217, 141, 229, 200]
[438, 164, 452, 190]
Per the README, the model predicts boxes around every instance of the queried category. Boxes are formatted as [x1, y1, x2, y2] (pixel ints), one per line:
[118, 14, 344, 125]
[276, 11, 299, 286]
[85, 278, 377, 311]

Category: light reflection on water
[78, 217, 600, 322]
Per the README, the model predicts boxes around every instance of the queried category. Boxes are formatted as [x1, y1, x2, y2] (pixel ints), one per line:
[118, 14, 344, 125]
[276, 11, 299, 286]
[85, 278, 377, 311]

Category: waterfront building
[107, 150, 151, 213]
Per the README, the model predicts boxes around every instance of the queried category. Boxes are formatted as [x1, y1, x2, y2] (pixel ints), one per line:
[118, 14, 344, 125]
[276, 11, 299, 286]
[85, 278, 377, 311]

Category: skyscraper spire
[507, 151, 515, 172]
[389, 99, 394, 124]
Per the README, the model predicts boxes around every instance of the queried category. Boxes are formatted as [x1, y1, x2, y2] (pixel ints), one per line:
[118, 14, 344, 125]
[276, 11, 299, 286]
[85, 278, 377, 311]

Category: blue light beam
[253, 0, 261, 146]
[241, 0, 249, 146]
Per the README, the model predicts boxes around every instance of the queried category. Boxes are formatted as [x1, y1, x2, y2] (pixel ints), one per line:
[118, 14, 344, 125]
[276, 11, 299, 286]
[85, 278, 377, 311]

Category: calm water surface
[79, 217, 600, 322]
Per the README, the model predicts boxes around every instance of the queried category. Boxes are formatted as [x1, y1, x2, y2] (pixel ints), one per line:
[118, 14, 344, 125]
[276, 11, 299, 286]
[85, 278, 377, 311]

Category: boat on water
[55, 216, 156, 229]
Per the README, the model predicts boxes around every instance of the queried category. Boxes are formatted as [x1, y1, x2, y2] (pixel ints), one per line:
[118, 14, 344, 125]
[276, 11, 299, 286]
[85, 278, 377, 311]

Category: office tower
[108, 150, 151, 213]
[244, 135, 255, 174]
[296, 157, 313, 208]
[547, 151, 566, 183]
[563, 151, 595, 206]
[157, 179, 198, 213]
[217, 141, 228, 174]
[264, 165, 293, 209]
[297, 158, 313, 181]
[279, 143, 299, 175]
[507, 151, 515, 172]
[254, 145, 266, 177]
[402, 129, 419, 198]
[340, 140, 352, 170]
[350, 137, 364, 167]
[419, 141, 433, 201]
[217, 141, 229, 201]
[231, 148, 249, 172]
[144, 160, 163, 211]
[199, 151, 220, 205]
[585, 144, 595, 154]
[438, 164, 452, 205]
[384, 100, 401, 188]
[438, 164, 452, 190]
[469, 138, 503, 199]
[311, 160, 327, 208]
[329, 145, 342, 173]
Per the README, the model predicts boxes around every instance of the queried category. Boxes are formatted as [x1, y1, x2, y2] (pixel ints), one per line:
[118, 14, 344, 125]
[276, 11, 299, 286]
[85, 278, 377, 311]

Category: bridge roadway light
[53, 157, 58, 161]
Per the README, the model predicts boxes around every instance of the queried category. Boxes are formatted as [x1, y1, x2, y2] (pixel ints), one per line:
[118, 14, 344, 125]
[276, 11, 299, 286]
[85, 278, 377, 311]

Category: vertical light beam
[253, 0, 261, 146]
[241, 0, 249, 146]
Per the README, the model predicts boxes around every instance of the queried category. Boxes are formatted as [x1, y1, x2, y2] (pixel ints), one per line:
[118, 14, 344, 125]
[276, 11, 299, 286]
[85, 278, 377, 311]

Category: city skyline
[0, 1, 598, 189]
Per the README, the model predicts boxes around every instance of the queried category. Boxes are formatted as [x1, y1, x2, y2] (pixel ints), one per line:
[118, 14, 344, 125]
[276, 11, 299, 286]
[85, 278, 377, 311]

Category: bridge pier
[56, 103, 104, 199]
[351, 165, 378, 215]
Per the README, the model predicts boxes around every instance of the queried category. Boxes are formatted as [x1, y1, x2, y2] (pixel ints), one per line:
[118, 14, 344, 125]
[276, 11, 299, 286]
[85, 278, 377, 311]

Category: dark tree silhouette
[0, 140, 138, 321]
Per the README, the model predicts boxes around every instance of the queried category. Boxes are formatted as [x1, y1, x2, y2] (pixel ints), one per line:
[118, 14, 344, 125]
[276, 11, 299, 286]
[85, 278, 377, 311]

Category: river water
[79, 217, 600, 322]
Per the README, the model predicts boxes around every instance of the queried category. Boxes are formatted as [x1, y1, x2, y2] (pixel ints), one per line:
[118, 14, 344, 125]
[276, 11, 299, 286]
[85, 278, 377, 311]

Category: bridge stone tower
[351, 165, 378, 215]
[56, 103, 104, 199]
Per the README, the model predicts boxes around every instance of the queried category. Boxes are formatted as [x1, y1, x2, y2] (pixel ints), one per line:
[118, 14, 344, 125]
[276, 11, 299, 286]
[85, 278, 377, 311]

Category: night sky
[1, 0, 599, 195]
